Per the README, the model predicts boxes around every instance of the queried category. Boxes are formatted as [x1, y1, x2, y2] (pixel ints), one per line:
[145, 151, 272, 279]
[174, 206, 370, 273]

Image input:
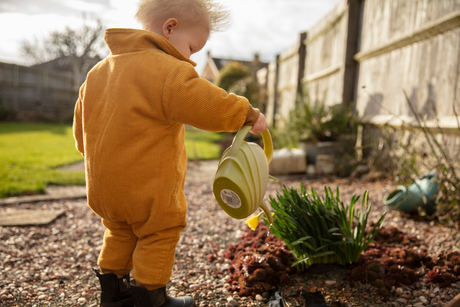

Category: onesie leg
[98, 219, 137, 277]
[131, 226, 183, 288]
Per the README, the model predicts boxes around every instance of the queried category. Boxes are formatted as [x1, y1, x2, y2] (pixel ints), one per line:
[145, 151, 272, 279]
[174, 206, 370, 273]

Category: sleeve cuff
[243, 107, 260, 126]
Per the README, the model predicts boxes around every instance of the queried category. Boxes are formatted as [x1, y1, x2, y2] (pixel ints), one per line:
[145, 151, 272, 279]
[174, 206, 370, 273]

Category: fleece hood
[104, 28, 197, 67]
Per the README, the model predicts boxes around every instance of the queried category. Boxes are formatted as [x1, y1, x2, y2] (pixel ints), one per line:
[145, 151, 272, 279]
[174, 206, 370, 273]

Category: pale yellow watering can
[213, 125, 274, 224]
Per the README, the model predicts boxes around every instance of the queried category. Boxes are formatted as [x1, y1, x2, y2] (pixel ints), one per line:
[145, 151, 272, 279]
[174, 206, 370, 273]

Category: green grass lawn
[185, 128, 226, 161]
[0, 123, 225, 198]
[0, 122, 85, 198]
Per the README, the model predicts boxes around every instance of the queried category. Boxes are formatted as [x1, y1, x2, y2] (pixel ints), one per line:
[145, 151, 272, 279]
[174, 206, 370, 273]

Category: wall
[0, 62, 77, 121]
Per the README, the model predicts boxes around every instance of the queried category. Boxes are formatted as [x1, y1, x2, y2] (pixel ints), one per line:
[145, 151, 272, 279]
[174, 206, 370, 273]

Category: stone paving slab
[0, 186, 87, 206]
[0, 209, 65, 226]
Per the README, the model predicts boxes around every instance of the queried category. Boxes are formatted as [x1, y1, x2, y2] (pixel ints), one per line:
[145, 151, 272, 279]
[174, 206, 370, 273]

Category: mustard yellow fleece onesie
[73, 28, 260, 288]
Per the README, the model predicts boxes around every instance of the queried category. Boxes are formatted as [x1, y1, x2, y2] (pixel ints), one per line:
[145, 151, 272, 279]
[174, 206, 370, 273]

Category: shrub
[0, 99, 15, 121]
[266, 184, 386, 270]
[215, 62, 251, 91]
[214, 62, 261, 109]
[274, 90, 358, 149]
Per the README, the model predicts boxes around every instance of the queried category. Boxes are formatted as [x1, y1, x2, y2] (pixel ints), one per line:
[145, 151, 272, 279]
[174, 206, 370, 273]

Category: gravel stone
[227, 299, 239, 307]
[396, 298, 407, 304]
[419, 296, 428, 304]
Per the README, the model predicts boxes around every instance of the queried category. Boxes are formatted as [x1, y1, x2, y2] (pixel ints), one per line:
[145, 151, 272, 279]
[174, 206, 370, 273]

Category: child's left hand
[250, 113, 268, 134]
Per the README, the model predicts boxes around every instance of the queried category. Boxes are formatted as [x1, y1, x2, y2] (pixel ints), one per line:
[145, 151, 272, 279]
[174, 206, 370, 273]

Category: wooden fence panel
[0, 62, 77, 121]
[276, 40, 301, 128]
[303, 0, 349, 107]
[265, 61, 277, 127]
[355, 0, 460, 127]
[359, 0, 460, 53]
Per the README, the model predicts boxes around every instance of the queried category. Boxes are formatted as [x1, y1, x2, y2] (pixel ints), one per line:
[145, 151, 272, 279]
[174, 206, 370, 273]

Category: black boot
[93, 267, 134, 307]
[129, 284, 194, 307]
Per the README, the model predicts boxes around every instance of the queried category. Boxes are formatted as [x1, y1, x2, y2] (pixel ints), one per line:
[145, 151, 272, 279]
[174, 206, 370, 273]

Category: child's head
[136, 0, 230, 58]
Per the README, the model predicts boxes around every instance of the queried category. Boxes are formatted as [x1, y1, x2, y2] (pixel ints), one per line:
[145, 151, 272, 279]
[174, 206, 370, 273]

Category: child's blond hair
[136, 0, 230, 34]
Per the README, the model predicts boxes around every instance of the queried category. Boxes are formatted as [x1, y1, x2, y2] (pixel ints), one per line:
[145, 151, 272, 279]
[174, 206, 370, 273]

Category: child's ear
[162, 18, 179, 38]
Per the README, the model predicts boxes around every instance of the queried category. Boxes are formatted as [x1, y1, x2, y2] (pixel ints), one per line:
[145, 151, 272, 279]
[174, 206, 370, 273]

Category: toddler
[72, 0, 268, 306]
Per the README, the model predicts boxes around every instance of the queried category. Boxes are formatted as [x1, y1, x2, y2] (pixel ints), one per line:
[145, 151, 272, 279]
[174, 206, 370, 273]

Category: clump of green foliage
[0, 98, 15, 121]
[215, 62, 251, 90]
[266, 184, 386, 270]
[215, 62, 261, 109]
[274, 90, 358, 149]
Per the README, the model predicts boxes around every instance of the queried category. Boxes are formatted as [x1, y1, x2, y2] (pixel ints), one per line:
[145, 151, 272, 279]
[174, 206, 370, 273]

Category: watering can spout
[260, 201, 274, 224]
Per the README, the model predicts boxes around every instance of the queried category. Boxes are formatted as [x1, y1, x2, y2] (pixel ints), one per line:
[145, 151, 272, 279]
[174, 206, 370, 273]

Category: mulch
[1, 175, 460, 306]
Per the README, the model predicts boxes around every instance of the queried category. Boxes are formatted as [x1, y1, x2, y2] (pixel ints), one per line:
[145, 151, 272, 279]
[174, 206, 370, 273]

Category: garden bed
[1, 177, 460, 306]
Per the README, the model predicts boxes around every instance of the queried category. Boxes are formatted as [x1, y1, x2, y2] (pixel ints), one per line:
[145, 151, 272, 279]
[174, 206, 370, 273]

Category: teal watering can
[383, 172, 439, 215]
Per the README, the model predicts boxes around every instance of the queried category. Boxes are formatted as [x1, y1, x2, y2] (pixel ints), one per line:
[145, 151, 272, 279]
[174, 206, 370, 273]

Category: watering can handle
[229, 126, 273, 164]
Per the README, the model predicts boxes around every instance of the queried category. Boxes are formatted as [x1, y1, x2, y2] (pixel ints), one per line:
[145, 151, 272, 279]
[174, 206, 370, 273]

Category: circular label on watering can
[220, 189, 242, 209]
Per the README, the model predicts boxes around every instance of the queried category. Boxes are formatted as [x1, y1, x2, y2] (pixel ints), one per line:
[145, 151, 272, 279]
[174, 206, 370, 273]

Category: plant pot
[299, 141, 348, 164]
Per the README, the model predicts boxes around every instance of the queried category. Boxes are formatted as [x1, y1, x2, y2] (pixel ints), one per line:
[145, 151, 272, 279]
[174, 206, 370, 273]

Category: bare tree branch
[20, 14, 107, 89]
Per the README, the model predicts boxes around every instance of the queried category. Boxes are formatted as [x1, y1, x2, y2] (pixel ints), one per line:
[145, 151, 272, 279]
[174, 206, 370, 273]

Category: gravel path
[1, 174, 460, 306]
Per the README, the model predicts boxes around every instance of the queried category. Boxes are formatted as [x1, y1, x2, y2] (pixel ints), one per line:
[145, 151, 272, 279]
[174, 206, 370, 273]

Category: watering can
[383, 172, 439, 215]
[213, 125, 274, 224]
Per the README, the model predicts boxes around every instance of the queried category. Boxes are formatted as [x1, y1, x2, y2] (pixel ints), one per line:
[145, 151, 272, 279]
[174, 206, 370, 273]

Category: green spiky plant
[265, 184, 386, 270]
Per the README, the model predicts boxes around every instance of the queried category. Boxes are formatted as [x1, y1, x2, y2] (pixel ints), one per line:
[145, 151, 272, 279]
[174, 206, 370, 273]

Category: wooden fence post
[342, 0, 363, 109]
[273, 54, 281, 128]
[13, 65, 19, 112]
[297, 32, 307, 98]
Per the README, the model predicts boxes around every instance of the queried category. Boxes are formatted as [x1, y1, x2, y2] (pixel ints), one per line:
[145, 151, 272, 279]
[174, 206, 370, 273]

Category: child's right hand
[250, 113, 268, 134]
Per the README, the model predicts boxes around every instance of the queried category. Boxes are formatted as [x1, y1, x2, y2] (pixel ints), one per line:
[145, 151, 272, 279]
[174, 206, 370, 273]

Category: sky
[0, 0, 341, 75]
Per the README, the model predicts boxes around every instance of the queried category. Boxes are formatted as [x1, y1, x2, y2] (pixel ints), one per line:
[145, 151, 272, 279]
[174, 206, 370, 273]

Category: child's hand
[250, 113, 268, 134]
